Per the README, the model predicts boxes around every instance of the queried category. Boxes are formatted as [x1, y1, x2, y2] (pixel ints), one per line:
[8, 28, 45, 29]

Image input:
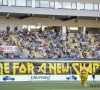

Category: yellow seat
[69, 38, 73, 43]
[91, 38, 94, 44]
[0, 55, 3, 58]
[95, 42, 99, 47]
[3, 42, 7, 45]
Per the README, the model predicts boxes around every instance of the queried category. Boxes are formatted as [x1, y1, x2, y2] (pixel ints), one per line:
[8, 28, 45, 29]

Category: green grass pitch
[0, 81, 100, 90]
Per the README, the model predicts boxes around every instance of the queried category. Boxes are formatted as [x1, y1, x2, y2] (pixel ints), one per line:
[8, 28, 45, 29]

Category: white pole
[70, 66, 72, 81]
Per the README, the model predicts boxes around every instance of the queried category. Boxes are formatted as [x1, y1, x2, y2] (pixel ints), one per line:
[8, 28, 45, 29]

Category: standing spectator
[92, 72, 95, 82]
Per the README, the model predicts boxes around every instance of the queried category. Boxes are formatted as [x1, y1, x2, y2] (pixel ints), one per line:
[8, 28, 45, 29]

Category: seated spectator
[0, 27, 100, 59]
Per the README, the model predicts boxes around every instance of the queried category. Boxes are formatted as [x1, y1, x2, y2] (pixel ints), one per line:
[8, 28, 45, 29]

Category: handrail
[0, 58, 100, 61]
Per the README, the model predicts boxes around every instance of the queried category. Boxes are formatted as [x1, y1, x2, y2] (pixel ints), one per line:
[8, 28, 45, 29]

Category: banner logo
[31, 75, 51, 80]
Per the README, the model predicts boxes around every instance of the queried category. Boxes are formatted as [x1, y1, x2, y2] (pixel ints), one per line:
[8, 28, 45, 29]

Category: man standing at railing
[92, 72, 95, 82]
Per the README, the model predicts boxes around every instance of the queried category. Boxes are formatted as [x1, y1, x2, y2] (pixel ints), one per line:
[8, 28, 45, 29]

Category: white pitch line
[34, 89, 99, 90]
[51, 82, 80, 83]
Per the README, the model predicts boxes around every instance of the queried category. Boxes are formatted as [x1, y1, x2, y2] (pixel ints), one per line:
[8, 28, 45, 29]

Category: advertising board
[30, 75, 51, 81]
[29, 75, 100, 81]
[0, 75, 100, 82]
[0, 75, 28, 82]
[0, 46, 17, 51]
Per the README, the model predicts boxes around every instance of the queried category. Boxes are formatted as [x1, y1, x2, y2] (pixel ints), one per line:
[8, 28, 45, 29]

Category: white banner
[0, 46, 17, 51]
[0, 76, 28, 82]
[0, 75, 100, 82]
[29, 75, 79, 81]
[29, 75, 51, 81]
[29, 75, 100, 81]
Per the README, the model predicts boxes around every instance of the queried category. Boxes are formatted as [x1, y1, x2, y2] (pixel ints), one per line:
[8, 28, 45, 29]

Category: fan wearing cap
[80, 68, 88, 87]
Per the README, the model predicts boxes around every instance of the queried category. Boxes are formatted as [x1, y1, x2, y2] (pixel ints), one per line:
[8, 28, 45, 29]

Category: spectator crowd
[0, 28, 100, 59]
[15, 29, 100, 59]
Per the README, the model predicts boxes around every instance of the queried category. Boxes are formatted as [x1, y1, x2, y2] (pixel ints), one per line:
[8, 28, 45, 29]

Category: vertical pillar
[55, 1, 58, 9]
[77, 3, 80, 10]
[60, 26, 66, 40]
[67, 27, 70, 36]
[68, 27, 70, 33]
[8, 0, 11, 6]
[42, 26, 45, 31]
[83, 27, 86, 35]
[32, 0, 35, 8]
[61, 26, 66, 33]
[99, 4, 100, 11]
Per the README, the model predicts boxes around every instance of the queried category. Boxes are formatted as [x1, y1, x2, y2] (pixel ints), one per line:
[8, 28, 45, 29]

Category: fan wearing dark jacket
[92, 72, 95, 82]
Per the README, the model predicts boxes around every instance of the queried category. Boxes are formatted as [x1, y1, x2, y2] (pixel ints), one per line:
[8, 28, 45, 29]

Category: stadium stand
[11, 29, 100, 59]
[0, 28, 100, 59]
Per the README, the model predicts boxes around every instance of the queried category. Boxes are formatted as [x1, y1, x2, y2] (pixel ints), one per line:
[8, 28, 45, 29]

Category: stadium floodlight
[67, 16, 70, 18]
[6, 13, 9, 19]
[96, 18, 98, 21]
[52, 16, 54, 19]
[27, 14, 33, 17]
[77, 16, 79, 18]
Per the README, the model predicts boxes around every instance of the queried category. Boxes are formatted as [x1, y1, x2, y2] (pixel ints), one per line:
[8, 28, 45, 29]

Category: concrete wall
[0, 6, 100, 17]
[45, 0, 100, 3]
[0, 16, 100, 31]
